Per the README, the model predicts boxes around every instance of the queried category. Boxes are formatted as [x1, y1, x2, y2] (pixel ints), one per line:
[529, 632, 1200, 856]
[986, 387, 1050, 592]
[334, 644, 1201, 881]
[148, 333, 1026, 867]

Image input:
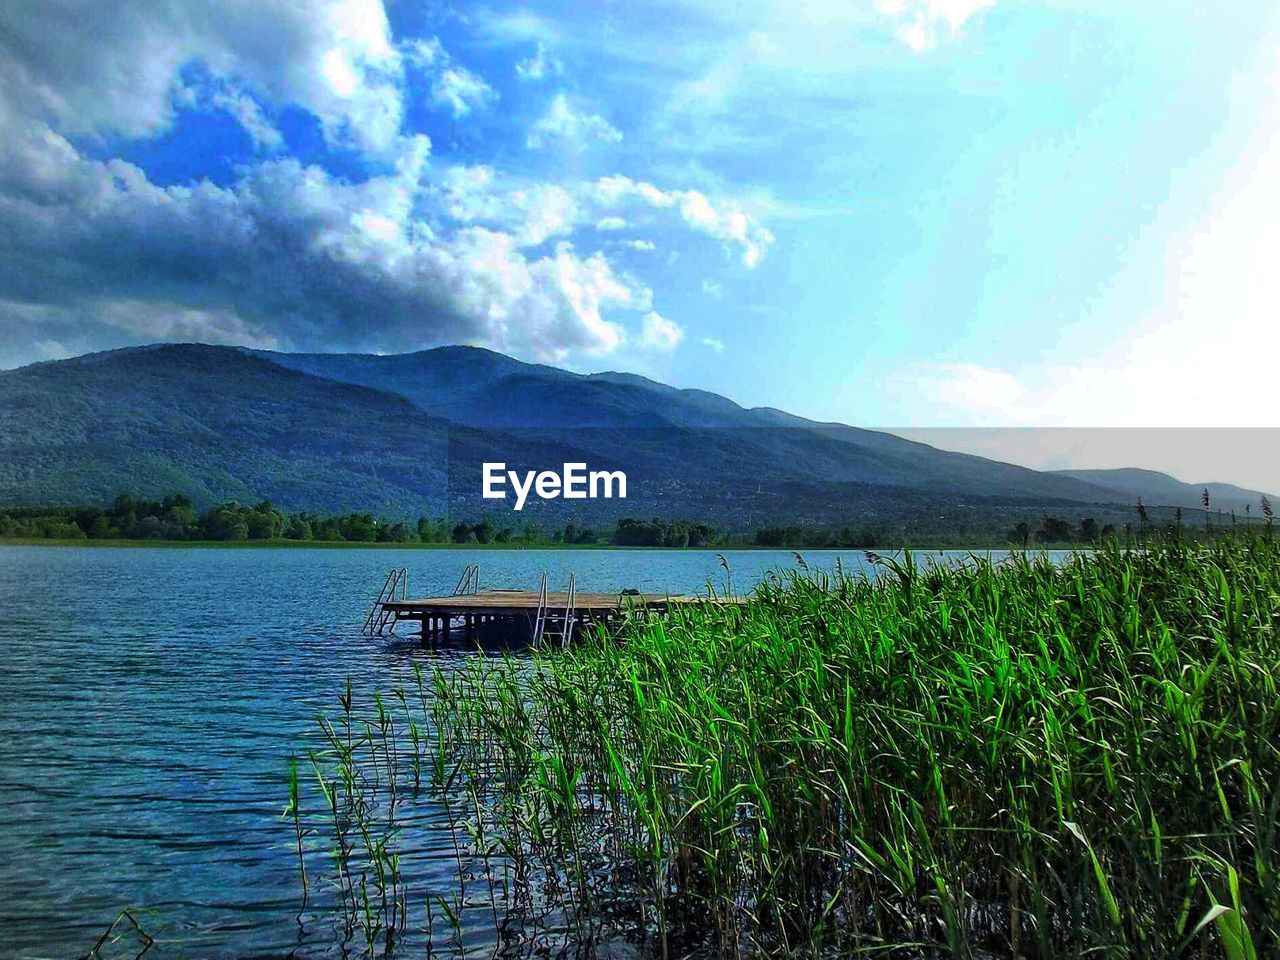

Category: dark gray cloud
[0, 117, 647, 361]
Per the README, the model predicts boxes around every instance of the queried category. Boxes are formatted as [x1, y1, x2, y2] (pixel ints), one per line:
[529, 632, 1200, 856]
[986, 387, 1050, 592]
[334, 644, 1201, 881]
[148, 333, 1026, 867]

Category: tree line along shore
[1, 492, 1272, 550]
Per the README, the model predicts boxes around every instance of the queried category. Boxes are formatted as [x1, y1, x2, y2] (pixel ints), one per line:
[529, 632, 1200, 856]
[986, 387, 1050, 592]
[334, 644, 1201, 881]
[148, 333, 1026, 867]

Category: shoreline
[0, 536, 1075, 551]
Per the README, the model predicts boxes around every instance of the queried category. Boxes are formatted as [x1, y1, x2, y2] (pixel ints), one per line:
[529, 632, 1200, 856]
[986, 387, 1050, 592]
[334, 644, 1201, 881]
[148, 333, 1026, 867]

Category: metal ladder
[532, 571, 577, 646]
[560, 572, 577, 646]
[452, 563, 480, 595]
[362, 567, 408, 637]
[532, 571, 550, 644]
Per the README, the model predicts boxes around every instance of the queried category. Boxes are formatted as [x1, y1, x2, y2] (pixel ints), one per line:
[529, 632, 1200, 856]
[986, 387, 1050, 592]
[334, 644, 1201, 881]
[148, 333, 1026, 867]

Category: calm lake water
[0, 544, 1039, 960]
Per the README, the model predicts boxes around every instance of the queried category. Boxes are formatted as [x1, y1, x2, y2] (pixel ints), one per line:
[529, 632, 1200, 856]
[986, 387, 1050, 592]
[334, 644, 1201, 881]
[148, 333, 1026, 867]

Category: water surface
[0, 545, 1036, 959]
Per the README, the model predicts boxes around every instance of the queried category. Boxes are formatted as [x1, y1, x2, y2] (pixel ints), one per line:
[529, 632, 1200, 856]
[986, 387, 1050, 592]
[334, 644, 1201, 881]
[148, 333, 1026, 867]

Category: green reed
[298, 531, 1279, 957]
[304, 678, 410, 955]
[284, 755, 309, 922]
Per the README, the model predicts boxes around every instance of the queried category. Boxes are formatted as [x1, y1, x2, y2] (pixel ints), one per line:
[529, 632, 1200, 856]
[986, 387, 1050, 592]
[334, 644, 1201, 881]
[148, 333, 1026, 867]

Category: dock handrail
[362, 567, 408, 637]
[561, 572, 577, 646]
[452, 563, 480, 596]
[532, 572, 577, 646]
[532, 571, 549, 645]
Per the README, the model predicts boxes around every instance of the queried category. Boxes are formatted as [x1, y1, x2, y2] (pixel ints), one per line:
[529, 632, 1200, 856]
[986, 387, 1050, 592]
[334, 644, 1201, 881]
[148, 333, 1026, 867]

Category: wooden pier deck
[363, 566, 738, 646]
[385, 590, 665, 614]
[374, 586, 728, 645]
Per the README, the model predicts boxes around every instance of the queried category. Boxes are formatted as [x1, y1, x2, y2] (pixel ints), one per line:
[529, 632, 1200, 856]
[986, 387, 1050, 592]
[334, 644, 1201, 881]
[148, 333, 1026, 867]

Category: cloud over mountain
[0, 0, 771, 368]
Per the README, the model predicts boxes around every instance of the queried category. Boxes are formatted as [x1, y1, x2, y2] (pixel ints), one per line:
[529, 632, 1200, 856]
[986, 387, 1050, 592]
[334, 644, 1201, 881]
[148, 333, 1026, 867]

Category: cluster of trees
[754, 525, 884, 548]
[1007, 501, 1278, 547]
[0, 494, 667, 546]
[1006, 516, 1117, 547]
[0, 495, 437, 543]
[614, 518, 718, 547]
[444, 520, 599, 544]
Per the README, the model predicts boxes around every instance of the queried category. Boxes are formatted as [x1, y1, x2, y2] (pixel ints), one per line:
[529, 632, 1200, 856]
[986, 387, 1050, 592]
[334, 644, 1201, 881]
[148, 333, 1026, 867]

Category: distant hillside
[1050, 468, 1271, 516]
[0, 345, 455, 514]
[0, 342, 1268, 534]
[253, 346, 766, 430]
[253, 347, 1118, 501]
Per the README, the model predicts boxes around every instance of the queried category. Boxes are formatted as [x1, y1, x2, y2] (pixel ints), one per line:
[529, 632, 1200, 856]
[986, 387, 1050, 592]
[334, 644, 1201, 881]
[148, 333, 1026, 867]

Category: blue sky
[0, 1, 1277, 486]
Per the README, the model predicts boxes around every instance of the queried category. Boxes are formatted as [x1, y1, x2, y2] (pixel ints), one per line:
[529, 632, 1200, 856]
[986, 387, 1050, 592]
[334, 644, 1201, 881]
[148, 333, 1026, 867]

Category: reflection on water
[0, 545, 1037, 959]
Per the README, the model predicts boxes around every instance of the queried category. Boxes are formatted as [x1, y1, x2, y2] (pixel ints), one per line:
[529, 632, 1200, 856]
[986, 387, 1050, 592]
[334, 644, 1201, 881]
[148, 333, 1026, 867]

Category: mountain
[252, 346, 763, 429]
[0, 344, 453, 514]
[1050, 468, 1271, 517]
[0, 342, 1268, 535]
[253, 347, 1115, 501]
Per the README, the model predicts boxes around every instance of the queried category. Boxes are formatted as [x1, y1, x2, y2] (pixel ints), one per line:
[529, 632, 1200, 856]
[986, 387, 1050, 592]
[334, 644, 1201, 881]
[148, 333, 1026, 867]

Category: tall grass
[302, 533, 1280, 957]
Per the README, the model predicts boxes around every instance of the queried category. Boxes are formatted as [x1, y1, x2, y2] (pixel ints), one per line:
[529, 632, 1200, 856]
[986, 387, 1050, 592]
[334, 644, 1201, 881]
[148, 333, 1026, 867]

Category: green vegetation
[0, 494, 601, 545]
[754, 514, 1106, 549]
[614, 517, 718, 546]
[300, 532, 1279, 957]
[5, 492, 1270, 549]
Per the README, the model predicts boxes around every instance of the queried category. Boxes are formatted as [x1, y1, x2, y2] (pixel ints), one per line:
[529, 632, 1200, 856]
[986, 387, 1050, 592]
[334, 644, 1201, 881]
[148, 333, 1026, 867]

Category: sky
[0, 1, 1277, 488]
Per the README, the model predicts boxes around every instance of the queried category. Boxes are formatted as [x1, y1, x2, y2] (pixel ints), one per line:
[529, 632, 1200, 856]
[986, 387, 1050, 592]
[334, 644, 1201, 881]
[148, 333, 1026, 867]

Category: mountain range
[0, 343, 1270, 536]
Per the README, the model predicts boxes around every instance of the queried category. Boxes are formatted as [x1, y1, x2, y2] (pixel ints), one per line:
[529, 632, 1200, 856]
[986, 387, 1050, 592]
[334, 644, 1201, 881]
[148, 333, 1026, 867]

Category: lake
[0, 544, 1036, 959]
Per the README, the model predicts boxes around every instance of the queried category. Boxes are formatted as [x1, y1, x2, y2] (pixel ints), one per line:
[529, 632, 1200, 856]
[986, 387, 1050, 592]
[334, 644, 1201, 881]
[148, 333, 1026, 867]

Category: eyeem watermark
[483, 462, 627, 511]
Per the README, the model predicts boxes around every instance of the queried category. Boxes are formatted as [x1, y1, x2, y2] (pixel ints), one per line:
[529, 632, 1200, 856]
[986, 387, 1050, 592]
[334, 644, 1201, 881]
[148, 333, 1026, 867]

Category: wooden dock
[363, 566, 732, 646]
[380, 590, 678, 644]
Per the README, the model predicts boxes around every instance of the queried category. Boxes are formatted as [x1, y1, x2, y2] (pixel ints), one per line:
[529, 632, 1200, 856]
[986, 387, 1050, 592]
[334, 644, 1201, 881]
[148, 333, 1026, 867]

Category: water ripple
[0, 544, 1029, 959]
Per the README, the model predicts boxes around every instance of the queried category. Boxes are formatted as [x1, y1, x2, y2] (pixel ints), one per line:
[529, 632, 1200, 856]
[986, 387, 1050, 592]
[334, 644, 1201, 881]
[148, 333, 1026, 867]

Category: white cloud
[639, 311, 685, 352]
[594, 175, 774, 267]
[699, 336, 725, 353]
[434, 167, 578, 246]
[207, 89, 284, 151]
[701, 279, 724, 298]
[403, 36, 444, 67]
[527, 93, 622, 149]
[509, 184, 580, 246]
[515, 42, 562, 81]
[405, 36, 495, 118]
[451, 234, 637, 357]
[435, 164, 501, 221]
[532, 244, 637, 355]
[677, 191, 771, 267]
[433, 165, 770, 267]
[876, 0, 996, 52]
[0, 0, 405, 153]
[433, 67, 495, 117]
